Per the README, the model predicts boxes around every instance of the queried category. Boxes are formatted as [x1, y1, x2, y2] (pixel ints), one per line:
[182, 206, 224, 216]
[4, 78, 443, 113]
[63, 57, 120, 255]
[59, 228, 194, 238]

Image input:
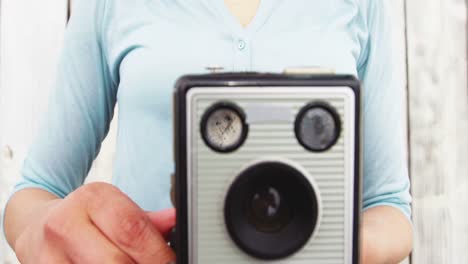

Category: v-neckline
[212, 0, 279, 38]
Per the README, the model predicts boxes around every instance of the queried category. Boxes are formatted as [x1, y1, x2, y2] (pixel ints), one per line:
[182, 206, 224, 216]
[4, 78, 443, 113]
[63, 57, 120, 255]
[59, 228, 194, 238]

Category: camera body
[173, 73, 361, 264]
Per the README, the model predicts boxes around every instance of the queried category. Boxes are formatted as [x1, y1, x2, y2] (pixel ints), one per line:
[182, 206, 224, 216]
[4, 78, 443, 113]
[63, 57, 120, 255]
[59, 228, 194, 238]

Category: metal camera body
[173, 73, 361, 264]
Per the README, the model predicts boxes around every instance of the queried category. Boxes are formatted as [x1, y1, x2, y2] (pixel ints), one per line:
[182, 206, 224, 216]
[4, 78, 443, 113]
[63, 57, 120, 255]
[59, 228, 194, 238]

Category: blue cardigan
[5, 0, 411, 231]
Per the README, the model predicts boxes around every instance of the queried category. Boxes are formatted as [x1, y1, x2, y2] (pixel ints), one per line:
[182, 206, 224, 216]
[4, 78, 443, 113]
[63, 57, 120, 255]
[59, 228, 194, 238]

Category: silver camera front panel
[186, 87, 356, 264]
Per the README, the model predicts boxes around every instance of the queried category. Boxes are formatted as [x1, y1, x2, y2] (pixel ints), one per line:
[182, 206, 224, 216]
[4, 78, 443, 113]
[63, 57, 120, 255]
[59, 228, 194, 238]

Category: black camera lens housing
[295, 102, 341, 152]
[224, 161, 320, 260]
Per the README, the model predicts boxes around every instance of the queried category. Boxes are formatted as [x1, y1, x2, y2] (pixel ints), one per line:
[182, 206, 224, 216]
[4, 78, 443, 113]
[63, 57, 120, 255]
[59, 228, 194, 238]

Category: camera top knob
[205, 65, 225, 73]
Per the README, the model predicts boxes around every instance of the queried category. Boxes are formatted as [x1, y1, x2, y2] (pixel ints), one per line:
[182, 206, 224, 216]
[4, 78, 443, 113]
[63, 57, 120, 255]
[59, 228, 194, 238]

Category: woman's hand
[360, 206, 413, 264]
[11, 183, 175, 264]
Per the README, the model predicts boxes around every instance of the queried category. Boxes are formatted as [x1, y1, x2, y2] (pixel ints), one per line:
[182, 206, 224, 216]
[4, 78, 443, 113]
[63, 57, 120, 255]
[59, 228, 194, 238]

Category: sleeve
[357, 0, 412, 219]
[11, 0, 117, 198]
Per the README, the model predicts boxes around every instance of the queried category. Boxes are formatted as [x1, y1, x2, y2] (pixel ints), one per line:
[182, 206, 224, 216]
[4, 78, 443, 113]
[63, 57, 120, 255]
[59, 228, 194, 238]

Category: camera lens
[247, 185, 291, 233]
[224, 161, 319, 260]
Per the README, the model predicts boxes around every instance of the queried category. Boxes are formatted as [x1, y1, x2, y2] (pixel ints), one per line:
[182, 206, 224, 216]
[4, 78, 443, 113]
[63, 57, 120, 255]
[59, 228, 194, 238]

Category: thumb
[146, 208, 176, 237]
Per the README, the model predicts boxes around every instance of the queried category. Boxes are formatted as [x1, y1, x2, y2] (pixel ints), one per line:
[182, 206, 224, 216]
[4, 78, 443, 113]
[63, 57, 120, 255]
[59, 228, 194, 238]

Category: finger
[80, 183, 176, 264]
[146, 208, 176, 237]
[65, 219, 136, 263]
[43, 196, 135, 264]
[22, 247, 72, 264]
[15, 232, 72, 264]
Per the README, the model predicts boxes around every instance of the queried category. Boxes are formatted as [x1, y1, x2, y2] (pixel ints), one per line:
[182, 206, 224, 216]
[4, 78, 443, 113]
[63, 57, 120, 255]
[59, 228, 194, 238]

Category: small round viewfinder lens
[295, 102, 341, 152]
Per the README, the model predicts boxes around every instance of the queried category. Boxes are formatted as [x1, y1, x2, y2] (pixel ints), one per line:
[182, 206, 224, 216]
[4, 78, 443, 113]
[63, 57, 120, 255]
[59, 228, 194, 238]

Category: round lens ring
[200, 102, 248, 153]
[295, 102, 341, 152]
[224, 161, 320, 260]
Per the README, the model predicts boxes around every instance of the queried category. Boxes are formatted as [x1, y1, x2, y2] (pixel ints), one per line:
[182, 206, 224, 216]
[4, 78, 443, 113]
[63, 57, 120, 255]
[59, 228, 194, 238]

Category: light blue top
[4, 0, 411, 232]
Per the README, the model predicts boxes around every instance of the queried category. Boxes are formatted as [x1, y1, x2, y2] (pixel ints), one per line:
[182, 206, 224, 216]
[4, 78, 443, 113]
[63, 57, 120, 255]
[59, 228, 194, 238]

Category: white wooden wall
[0, 0, 117, 262]
[0, 0, 466, 263]
[0, 0, 67, 261]
[406, 0, 468, 263]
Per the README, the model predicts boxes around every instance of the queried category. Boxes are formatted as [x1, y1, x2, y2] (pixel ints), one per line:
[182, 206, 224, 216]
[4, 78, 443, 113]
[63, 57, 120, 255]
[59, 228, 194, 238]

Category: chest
[109, 0, 363, 121]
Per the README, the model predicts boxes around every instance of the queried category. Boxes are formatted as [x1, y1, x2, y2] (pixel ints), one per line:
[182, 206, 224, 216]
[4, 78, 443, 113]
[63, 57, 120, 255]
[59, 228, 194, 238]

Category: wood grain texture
[0, 0, 67, 262]
[0, 0, 116, 263]
[406, 0, 468, 263]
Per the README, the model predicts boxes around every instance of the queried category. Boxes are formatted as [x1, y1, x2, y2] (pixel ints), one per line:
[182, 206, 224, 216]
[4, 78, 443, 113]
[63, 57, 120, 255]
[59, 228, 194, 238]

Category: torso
[103, 0, 365, 210]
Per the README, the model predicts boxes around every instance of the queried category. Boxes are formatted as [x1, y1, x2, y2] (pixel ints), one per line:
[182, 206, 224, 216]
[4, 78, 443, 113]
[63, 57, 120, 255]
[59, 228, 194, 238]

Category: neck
[224, 0, 261, 28]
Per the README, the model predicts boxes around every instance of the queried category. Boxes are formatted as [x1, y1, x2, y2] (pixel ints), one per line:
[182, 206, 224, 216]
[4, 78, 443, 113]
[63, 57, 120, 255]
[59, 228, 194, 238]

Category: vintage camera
[172, 72, 361, 263]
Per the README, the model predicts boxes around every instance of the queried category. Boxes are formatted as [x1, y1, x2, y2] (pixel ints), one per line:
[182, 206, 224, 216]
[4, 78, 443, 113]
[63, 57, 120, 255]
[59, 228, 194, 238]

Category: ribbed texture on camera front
[189, 92, 355, 264]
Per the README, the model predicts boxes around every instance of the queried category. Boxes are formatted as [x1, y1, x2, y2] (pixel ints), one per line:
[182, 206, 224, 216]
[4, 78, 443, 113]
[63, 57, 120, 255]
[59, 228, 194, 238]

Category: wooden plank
[0, 0, 68, 262]
[0, 0, 117, 260]
[406, 0, 468, 263]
